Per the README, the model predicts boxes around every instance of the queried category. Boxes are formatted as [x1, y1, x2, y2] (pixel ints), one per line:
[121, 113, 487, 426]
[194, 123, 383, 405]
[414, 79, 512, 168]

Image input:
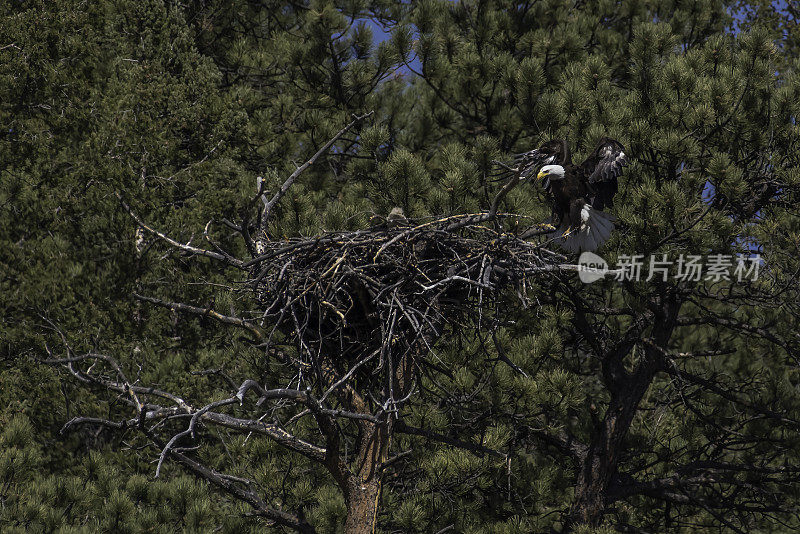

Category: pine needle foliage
[2, 0, 800, 532]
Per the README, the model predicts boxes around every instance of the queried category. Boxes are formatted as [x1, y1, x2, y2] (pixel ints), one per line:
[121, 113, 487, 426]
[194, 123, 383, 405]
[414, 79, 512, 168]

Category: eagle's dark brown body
[550, 175, 592, 231]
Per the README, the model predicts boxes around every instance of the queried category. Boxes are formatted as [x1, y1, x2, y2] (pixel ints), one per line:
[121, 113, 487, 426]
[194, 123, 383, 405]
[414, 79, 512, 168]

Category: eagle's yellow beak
[536, 169, 548, 181]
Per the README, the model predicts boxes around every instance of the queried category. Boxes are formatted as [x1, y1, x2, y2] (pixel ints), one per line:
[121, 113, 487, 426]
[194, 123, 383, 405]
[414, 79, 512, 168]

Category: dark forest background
[2, 0, 800, 532]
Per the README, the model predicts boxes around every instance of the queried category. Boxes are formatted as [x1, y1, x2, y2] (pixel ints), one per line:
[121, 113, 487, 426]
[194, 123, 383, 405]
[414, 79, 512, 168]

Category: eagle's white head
[537, 165, 566, 181]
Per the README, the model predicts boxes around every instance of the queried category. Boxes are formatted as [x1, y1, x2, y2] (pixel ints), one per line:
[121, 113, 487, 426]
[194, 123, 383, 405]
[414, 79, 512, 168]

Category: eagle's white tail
[552, 204, 615, 253]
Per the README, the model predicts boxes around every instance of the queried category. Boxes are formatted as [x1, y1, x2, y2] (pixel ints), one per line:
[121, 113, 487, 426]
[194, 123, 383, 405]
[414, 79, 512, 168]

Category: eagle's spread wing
[577, 137, 628, 210]
[491, 139, 570, 185]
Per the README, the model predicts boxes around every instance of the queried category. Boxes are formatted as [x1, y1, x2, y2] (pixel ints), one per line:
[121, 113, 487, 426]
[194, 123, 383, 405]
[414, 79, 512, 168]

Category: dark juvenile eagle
[386, 206, 408, 227]
[497, 137, 628, 253]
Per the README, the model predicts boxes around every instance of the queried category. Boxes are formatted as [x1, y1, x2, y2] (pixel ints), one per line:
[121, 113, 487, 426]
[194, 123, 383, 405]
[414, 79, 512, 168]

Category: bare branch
[262, 112, 374, 224]
[133, 293, 264, 341]
[156, 397, 239, 478]
[395, 420, 506, 459]
[116, 192, 245, 268]
[164, 447, 317, 534]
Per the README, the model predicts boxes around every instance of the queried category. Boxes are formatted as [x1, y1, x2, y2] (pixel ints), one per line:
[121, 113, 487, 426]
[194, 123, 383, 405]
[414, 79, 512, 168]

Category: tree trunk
[343, 419, 390, 534]
[566, 295, 678, 531]
[341, 350, 412, 533]
[343, 475, 382, 534]
[567, 367, 655, 527]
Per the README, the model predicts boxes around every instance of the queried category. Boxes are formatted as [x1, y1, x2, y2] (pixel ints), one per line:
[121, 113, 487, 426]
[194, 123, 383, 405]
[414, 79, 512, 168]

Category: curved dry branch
[117, 192, 245, 268]
[133, 293, 264, 341]
[261, 111, 374, 224]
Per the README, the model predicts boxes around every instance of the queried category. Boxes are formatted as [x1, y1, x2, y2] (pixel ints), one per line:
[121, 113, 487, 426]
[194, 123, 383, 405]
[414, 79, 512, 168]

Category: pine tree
[390, 0, 800, 531]
[2, 0, 800, 533]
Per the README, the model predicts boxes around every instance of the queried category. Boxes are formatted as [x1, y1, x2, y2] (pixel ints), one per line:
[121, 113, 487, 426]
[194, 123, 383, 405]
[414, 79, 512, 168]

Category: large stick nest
[249, 216, 564, 374]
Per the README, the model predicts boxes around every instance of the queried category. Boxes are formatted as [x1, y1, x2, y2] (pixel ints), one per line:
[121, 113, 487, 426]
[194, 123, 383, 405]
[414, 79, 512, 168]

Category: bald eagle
[495, 139, 570, 186]
[497, 138, 628, 253]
